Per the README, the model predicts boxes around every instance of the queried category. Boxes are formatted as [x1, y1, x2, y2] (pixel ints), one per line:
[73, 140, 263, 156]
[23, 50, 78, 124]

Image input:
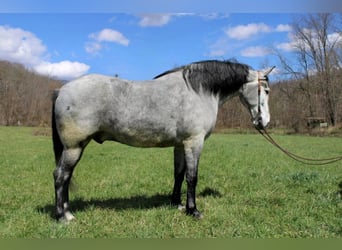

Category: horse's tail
[52, 89, 63, 165]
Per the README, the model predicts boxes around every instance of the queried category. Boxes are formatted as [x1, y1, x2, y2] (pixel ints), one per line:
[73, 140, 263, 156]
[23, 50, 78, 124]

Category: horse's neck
[217, 69, 257, 106]
[218, 92, 238, 106]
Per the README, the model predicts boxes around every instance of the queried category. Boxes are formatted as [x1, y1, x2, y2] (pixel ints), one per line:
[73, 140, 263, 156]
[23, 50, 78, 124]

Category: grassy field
[0, 126, 341, 238]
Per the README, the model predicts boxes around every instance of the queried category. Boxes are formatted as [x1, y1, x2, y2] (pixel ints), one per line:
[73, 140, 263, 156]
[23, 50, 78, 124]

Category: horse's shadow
[38, 187, 222, 219]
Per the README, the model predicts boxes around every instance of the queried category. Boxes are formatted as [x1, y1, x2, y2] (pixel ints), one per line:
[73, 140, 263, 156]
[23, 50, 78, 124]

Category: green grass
[0, 126, 341, 238]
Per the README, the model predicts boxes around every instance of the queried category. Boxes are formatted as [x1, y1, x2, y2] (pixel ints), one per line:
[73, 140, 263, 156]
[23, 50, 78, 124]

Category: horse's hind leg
[171, 146, 186, 210]
[53, 146, 84, 222]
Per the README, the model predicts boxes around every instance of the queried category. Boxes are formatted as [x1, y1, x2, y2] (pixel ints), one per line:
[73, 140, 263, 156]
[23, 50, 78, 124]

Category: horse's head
[239, 67, 275, 130]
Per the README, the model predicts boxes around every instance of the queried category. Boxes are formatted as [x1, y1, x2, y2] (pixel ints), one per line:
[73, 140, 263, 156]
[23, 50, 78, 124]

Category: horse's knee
[53, 148, 82, 187]
[62, 148, 83, 166]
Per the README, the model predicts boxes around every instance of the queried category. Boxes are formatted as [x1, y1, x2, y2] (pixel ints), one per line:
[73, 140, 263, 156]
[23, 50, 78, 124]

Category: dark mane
[154, 65, 186, 79]
[154, 60, 251, 97]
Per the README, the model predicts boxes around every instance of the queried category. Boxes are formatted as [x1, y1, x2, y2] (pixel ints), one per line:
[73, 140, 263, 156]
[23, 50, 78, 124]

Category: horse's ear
[263, 66, 276, 76]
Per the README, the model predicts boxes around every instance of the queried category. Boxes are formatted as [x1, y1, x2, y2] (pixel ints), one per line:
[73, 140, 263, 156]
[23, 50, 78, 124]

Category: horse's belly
[95, 126, 180, 148]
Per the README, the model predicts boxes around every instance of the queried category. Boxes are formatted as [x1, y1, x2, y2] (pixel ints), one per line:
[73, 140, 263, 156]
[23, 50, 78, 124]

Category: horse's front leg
[171, 146, 186, 210]
[183, 136, 204, 219]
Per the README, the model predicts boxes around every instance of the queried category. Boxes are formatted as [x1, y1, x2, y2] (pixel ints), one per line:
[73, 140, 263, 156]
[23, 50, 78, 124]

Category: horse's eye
[265, 89, 270, 95]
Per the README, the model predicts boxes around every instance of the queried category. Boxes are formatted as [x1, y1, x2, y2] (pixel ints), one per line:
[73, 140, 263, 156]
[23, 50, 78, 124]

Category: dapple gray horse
[52, 60, 274, 222]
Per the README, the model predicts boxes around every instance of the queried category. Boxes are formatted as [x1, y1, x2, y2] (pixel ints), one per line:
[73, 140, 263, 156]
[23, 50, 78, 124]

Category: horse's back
[54, 74, 182, 147]
[54, 73, 217, 148]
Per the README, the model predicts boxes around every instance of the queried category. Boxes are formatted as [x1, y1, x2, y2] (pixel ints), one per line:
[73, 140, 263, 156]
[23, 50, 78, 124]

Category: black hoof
[186, 208, 203, 219]
[55, 212, 64, 221]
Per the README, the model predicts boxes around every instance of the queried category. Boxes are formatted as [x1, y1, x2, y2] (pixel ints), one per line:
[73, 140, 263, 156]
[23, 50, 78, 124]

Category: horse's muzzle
[253, 115, 266, 130]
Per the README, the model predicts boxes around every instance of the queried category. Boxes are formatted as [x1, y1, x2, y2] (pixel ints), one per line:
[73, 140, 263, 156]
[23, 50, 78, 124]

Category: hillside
[0, 61, 62, 126]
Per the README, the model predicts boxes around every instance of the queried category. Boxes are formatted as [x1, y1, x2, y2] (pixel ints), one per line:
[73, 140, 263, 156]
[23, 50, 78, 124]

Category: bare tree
[275, 13, 342, 127]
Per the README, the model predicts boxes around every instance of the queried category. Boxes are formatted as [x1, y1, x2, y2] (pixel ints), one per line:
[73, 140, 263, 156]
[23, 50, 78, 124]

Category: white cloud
[328, 32, 342, 46]
[275, 31, 302, 52]
[0, 25, 46, 67]
[86, 28, 129, 55]
[138, 13, 195, 27]
[85, 42, 103, 54]
[34, 61, 90, 80]
[200, 13, 230, 20]
[275, 24, 292, 32]
[241, 46, 271, 57]
[138, 14, 172, 27]
[276, 41, 296, 52]
[277, 30, 342, 53]
[225, 23, 271, 40]
[208, 22, 277, 57]
[0, 25, 90, 80]
[208, 22, 295, 58]
[89, 28, 129, 46]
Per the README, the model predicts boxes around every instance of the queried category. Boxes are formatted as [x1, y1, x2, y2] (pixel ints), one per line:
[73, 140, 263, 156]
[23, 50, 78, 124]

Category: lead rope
[256, 73, 342, 165]
[257, 127, 342, 165]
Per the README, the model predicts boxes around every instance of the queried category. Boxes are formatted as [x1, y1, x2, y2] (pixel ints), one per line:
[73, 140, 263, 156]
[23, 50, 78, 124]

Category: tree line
[0, 14, 341, 133]
[0, 61, 62, 126]
[1, 58, 340, 133]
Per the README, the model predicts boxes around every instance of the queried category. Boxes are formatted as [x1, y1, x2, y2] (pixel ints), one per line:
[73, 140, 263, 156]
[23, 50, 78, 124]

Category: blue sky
[1, 0, 340, 13]
[1, 0, 341, 81]
[0, 0, 342, 80]
[1, 13, 298, 80]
